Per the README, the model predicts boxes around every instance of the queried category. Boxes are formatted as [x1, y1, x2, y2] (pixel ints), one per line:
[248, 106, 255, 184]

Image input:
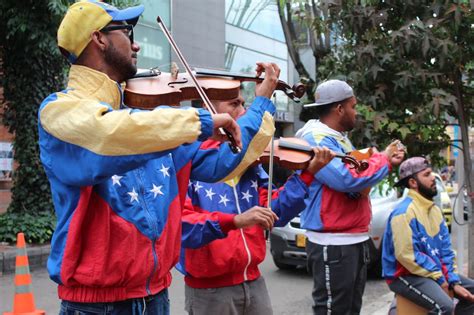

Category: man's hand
[233, 206, 279, 230]
[383, 140, 405, 167]
[306, 147, 336, 175]
[211, 113, 242, 149]
[254, 62, 281, 99]
[453, 284, 474, 302]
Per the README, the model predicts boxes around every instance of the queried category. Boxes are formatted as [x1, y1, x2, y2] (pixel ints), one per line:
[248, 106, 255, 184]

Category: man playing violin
[295, 79, 405, 315]
[38, 2, 281, 314]
[178, 91, 336, 315]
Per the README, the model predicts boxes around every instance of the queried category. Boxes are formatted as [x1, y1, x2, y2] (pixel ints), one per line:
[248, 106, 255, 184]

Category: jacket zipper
[134, 169, 159, 295]
[231, 181, 252, 281]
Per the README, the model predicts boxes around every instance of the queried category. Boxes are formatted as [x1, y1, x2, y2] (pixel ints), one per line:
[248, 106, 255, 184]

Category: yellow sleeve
[40, 98, 210, 156]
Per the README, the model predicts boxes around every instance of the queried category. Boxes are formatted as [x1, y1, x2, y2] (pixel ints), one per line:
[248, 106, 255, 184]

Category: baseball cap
[57, 1, 144, 63]
[304, 80, 354, 108]
[394, 157, 431, 187]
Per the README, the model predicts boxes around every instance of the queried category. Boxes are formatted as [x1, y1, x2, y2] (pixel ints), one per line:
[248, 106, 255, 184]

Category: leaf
[388, 122, 399, 132]
[399, 127, 411, 139]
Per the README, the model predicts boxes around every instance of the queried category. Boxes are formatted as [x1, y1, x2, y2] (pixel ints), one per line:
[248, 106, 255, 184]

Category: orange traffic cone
[3, 233, 45, 315]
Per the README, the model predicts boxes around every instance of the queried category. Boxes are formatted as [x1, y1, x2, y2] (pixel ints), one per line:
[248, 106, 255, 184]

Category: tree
[0, 0, 69, 243]
[0, 0, 138, 243]
[279, 0, 473, 275]
[277, 0, 336, 110]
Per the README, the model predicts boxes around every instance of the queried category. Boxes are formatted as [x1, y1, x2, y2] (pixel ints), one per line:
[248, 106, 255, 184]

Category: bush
[0, 210, 55, 244]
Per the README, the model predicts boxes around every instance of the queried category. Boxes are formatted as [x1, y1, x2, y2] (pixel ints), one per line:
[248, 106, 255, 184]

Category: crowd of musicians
[38, 2, 474, 314]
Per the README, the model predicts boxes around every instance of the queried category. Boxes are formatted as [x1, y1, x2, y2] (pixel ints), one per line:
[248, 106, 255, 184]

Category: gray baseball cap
[304, 80, 354, 108]
[394, 157, 431, 187]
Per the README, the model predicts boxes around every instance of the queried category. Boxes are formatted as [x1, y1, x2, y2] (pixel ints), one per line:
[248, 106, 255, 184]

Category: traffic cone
[3, 233, 45, 315]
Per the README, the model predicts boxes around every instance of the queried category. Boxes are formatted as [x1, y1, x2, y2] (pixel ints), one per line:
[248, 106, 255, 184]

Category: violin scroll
[339, 155, 369, 173]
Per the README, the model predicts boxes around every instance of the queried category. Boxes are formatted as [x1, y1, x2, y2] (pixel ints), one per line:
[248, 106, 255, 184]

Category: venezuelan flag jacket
[38, 65, 275, 303]
[382, 189, 460, 286]
[179, 165, 314, 288]
[295, 120, 391, 234]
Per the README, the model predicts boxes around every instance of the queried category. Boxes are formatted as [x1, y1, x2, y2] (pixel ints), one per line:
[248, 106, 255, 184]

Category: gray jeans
[389, 275, 474, 315]
[184, 276, 273, 315]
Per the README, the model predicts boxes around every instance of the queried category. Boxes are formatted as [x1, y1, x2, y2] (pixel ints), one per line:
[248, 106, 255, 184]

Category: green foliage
[0, 0, 142, 243]
[312, 0, 473, 167]
[0, 211, 56, 244]
[0, 0, 69, 220]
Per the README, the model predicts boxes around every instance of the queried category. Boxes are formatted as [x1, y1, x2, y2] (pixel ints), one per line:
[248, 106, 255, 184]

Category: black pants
[306, 240, 370, 315]
[389, 275, 474, 315]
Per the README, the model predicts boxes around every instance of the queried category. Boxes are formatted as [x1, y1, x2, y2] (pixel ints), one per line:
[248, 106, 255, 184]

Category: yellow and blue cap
[57, 1, 144, 63]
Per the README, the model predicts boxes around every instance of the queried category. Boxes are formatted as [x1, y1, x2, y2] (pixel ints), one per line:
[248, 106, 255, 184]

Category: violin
[125, 68, 242, 109]
[257, 137, 372, 173]
[124, 67, 306, 109]
[147, 16, 241, 153]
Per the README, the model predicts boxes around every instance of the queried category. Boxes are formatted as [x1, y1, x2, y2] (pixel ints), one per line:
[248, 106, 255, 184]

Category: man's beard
[416, 178, 438, 200]
[104, 42, 137, 82]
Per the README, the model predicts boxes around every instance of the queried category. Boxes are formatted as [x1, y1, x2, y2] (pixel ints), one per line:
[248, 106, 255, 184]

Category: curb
[0, 244, 50, 276]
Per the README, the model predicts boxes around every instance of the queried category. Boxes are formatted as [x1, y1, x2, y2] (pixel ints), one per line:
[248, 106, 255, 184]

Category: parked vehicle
[269, 183, 400, 273]
[433, 173, 453, 228]
[270, 174, 453, 273]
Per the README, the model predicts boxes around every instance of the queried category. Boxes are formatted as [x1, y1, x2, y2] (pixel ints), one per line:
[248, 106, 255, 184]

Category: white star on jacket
[241, 190, 253, 203]
[219, 194, 229, 207]
[150, 184, 164, 198]
[128, 188, 139, 203]
[159, 164, 170, 177]
[205, 188, 216, 200]
[421, 237, 427, 243]
[194, 182, 203, 192]
[111, 175, 123, 186]
[251, 180, 258, 191]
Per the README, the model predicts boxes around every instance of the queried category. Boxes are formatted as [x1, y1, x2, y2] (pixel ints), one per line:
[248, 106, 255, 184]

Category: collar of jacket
[408, 189, 435, 211]
[68, 65, 122, 109]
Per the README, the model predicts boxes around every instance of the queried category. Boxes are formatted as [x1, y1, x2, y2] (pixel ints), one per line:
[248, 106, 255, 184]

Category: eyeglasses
[100, 24, 134, 44]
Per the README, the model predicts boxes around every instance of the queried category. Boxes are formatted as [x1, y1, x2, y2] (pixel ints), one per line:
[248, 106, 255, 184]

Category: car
[433, 173, 453, 229]
[269, 183, 401, 273]
[270, 174, 453, 273]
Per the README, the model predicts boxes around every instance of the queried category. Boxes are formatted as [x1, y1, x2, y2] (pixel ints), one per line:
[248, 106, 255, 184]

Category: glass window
[135, 0, 171, 70]
[225, 0, 285, 41]
[225, 44, 289, 111]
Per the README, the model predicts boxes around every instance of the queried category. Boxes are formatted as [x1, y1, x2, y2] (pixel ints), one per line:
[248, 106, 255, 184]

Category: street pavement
[0, 246, 393, 315]
[1, 225, 468, 314]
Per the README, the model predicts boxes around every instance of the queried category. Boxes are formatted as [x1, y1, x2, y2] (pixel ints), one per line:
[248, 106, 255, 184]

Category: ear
[335, 103, 344, 115]
[408, 177, 417, 190]
[90, 30, 108, 52]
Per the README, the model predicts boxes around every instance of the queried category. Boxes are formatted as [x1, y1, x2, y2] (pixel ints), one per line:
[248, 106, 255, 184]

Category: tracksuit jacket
[38, 65, 275, 303]
[179, 165, 314, 288]
[382, 189, 460, 286]
[295, 120, 391, 234]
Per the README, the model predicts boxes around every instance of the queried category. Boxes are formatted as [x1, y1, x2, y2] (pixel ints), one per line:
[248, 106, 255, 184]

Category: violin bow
[265, 94, 277, 239]
[156, 16, 241, 153]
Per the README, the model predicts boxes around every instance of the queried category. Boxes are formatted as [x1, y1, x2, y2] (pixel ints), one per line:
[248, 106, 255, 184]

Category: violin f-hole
[168, 78, 189, 88]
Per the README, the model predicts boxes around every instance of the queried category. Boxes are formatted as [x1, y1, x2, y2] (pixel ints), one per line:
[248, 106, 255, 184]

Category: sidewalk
[0, 242, 50, 276]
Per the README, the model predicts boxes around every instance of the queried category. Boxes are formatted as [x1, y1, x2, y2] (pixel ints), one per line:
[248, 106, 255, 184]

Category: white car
[269, 184, 401, 274]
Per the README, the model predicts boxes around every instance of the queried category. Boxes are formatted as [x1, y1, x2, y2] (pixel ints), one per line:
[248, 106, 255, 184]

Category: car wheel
[272, 257, 297, 270]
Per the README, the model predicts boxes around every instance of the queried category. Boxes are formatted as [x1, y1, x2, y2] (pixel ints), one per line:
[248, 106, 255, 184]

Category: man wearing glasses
[39, 1, 280, 314]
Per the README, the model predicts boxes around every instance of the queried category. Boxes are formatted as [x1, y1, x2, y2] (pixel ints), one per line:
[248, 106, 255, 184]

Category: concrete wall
[171, 0, 226, 69]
